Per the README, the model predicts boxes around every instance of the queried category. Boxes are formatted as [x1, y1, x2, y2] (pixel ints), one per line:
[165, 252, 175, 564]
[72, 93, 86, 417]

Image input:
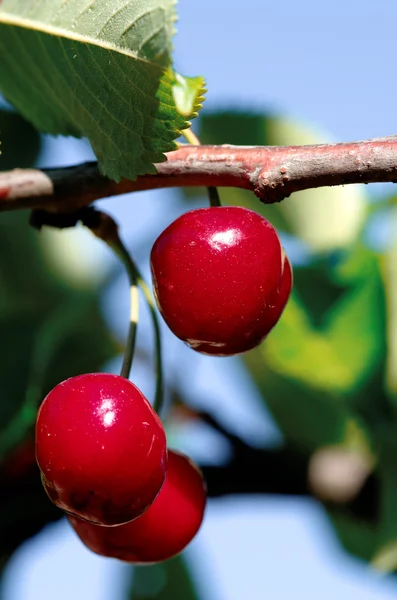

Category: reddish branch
[1, 137, 397, 212]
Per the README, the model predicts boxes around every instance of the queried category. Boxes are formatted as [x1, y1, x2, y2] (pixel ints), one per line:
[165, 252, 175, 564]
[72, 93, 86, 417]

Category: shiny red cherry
[68, 449, 206, 564]
[150, 206, 292, 355]
[36, 373, 167, 526]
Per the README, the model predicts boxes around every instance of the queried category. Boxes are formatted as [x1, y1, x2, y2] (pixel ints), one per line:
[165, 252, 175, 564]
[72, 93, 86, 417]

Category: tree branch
[1, 136, 397, 212]
[188, 408, 379, 523]
[201, 447, 309, 497]
[200, 449, 379, 524]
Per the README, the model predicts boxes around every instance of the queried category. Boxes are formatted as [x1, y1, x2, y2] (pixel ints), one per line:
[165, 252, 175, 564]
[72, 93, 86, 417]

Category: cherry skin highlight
[68, 449, 207, 564]
[36, 373, 167, 526]
[150, 206, 292, 356]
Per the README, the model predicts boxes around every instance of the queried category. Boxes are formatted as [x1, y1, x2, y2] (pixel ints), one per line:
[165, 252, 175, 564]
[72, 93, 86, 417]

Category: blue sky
[175, 0, 396, 143]
[3, 1, 397, 599]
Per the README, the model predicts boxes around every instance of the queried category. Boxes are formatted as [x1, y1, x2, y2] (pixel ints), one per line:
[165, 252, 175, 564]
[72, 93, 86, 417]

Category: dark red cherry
[68, 449, 206, 563]
[36, 373, 167, 526]
[150, 206, 292, 355]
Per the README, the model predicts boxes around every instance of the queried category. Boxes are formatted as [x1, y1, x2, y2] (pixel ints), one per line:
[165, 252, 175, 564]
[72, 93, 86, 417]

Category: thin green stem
[134, 268, 164, 417]
[182, 128, 201, 146]
[182, 128, 222, 208]
[107, 239, 163, 414]
[84, 209, 164, 417]
[107, 238, 139, 380]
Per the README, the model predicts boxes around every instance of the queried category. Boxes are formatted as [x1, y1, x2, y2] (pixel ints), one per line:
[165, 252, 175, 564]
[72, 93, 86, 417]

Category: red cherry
[150, 206, 292, 356]
[68, 449, 206, 564]
[36, 373, 167, 526]
[265, 253, 293, 326]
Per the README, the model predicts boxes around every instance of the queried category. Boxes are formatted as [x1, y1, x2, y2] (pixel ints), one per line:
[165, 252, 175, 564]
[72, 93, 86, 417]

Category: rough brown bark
[1, 137, 397, 213]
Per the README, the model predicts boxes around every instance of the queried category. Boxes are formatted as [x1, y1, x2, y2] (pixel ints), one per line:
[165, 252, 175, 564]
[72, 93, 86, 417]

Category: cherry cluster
[36, 373, 206, 563]
[35, 206, 292, 564]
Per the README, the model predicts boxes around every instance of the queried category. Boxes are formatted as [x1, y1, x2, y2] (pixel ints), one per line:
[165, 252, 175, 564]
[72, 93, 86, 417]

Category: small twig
[2, 136, 397, 213]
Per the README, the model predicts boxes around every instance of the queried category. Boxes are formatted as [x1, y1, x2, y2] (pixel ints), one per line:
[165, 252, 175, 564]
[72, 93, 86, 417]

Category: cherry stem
[207, 186, 222, 208]
[182, 128, 222, 208]
[83, 209, 164, 416]
[132, 267, 164, 416]
[106, 238, 139, 380]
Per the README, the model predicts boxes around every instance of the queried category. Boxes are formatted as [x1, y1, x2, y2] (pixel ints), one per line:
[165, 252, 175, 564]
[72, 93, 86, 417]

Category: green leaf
[0, 107, 42, 170]
[245, 342, 371, 452]
[262, 292, 354, 395]
[129, 556, 199, 600]
[291, 259, 347, 328]
[254, 245, 386, 401]
[325, 264, 386, 399]
[0, 1, 204, 181]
